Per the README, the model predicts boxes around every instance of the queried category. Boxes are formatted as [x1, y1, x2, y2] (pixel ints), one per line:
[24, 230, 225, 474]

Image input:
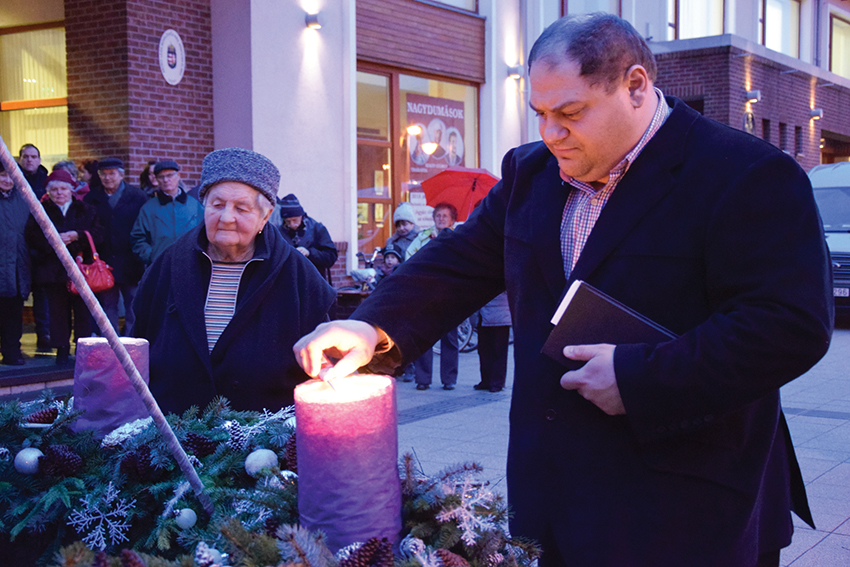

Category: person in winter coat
[130, 160, 203, 266]
[0, 161, 31, 366]
[385, 202, 419, 257]
[25, 170, 104, 365]
[274, 193, 338, 281]
[133, 148, 336, 414]
[84, 157, 148, 335]
[19, 144, 51, 351]
[473, 292, 511, 392]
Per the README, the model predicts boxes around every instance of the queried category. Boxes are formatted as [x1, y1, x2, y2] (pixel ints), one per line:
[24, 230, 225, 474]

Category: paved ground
[3, 329, 849, 565]
[396, 333, 850, 566]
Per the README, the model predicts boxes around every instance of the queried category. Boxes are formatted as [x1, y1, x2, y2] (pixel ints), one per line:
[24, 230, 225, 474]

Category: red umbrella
[420, 166, 500, 222]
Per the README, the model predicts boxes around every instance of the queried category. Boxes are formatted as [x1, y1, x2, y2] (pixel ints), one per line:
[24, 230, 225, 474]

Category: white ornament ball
[245, 448, 278, 477]
[14, 447, 44, 475]
[175, 507, 197, 529]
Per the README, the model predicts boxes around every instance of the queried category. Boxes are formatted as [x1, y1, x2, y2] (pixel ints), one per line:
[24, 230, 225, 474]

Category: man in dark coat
[0, 161, 31, 365]
[275, 193, 338, 280]
[18, 143, 50, 349]
[294, 14, 832, 567]
[84, 157, 147, 335]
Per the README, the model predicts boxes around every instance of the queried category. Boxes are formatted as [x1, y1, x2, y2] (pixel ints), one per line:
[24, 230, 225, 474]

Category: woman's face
[47, 181, 73, 206]
[204, 181, 272, 259]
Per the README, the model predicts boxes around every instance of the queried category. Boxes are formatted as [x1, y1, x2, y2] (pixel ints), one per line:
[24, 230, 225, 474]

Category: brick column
[65, 0, 213, 185]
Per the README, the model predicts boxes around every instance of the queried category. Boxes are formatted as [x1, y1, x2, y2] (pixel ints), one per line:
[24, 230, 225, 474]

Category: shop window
[0, 25, 68, 165]
[565, 0, 620, 15]
[759, 0, 800, 58]
[356, 67, 478, 254]
[831, 15, 850, 80]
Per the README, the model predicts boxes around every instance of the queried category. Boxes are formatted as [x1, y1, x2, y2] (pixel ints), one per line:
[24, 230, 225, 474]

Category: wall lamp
[746, 89, 761, 103]
[305, 12, 323, 29]
[810, 108, 824, 120]
[508, 65, 524, 80]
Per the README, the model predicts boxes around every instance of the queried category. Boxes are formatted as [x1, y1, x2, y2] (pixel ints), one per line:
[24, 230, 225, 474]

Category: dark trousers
[0, 295, 24, 359]
[45, 283, 92, 349]
[415, 327, 459, 386]
[477, 325, 510, 390]
[31, 284, 50, 341]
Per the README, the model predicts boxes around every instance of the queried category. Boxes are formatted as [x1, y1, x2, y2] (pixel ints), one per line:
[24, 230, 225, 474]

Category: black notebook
[542, 280, 678, 369]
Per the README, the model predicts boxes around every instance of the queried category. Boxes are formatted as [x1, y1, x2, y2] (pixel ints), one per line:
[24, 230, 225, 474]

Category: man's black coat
[355, 97, 833, 566]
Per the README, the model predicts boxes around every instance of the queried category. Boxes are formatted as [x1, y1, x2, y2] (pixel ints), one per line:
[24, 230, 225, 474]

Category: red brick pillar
[65, 0, 213, 185]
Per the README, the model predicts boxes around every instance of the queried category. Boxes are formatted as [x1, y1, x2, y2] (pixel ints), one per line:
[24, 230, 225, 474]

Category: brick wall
[65, 0, 213, 186]
[655, 46, 850, 172]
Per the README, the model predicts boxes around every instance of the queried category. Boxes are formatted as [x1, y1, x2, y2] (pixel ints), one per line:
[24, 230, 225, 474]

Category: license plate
[834, 288, 849, 297]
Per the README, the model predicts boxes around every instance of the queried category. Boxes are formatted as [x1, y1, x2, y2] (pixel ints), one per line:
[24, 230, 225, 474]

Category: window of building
[356, 68, 479, 254]
[831, 15, 850, 80]
[759, 0, 800, 57]
[431, 0, 477, 12]
[779, 122, 788, 152]
[795, 125, 803, 157]
[762, 119, 771, 144]
[565, 0, 620, 15]
[666, 0, 723, 40]
[0, 24, 67, 166]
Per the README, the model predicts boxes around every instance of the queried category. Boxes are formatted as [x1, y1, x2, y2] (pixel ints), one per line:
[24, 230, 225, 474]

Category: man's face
[529, 58, 645, 184]
[395, 220, 414, 237]
[19, 147, 40, 174]
[0, 170, 12, 192]
[284, 216, 303, 231]
[433, 208, 454, 231]
[448, 135, 457, 156]
[155, 169, 181, 197]
[99, 168, 124, 192]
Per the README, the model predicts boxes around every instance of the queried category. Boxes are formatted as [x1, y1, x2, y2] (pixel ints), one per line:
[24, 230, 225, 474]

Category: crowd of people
[0, 144, 339, 372]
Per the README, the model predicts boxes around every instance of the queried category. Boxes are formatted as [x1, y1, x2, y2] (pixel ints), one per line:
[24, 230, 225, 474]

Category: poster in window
[406, 94, 465, 183]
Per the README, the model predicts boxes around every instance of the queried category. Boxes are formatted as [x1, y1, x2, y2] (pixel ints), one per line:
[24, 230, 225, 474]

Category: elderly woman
[133, 148, 336, 414]
[25, 170, 104, 365]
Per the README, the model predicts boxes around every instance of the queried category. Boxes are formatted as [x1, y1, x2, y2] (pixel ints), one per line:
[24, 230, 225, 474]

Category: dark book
[542, 280, 678, 369]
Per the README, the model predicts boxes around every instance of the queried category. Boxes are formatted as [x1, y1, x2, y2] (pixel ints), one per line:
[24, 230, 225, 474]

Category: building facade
[1, 0, 849, 272]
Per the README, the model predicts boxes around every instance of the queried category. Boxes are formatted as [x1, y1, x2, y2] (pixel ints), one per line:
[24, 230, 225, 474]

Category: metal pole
[0, 137, 213, 515]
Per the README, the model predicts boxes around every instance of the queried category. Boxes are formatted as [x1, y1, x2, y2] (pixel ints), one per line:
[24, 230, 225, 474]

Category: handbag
[68, 230, 115, 295]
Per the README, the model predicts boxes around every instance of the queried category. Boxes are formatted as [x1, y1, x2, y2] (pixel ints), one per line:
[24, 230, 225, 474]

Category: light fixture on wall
[508, 65, 524, 80]
[746, 89, 761, 103]
[420, 142, 439, 155]
[810, 108, 824, 120]
[305, 11, 323, 29]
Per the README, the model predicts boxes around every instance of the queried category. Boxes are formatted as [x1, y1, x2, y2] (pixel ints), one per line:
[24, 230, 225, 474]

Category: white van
[809, 162, 850, 315]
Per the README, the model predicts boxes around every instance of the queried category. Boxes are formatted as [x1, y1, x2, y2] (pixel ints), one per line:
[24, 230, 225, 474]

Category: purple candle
[295, 375, 401, 552]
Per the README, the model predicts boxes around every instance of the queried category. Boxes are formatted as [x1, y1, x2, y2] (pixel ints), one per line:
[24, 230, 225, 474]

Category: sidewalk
[397, 336, 850, 567]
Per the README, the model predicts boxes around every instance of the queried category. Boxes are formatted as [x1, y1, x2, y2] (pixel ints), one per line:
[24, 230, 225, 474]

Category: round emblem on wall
[158, 29, 185, 85]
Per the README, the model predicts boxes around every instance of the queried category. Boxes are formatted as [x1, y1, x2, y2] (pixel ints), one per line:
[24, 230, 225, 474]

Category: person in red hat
[25, 170, 104, 365]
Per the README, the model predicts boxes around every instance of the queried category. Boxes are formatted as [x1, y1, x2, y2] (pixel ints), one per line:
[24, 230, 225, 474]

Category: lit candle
[295, 375, 401, 552]
[72, 337, 151, 438]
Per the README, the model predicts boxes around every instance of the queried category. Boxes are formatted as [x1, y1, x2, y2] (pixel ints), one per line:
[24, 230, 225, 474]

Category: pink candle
[295, 375, 401, 552]
[71, 337, 151, 437]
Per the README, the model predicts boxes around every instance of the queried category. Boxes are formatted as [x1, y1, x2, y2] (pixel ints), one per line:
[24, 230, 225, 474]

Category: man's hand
[560, 344, 625, 415]
[294, 320, 380, 382]
[297, 246, 310, 257]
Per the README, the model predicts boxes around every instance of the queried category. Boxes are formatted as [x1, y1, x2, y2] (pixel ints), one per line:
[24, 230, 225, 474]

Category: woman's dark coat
[25, 199, 104, 285]
[133, 223, 336, 414]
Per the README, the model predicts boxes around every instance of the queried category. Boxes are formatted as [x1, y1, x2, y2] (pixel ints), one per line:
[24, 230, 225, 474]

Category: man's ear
[625, 65, 651, 108]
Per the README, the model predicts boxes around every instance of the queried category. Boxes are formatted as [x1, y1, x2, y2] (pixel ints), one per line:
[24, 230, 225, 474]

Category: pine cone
[92, 550, 110, 567]
[375, 538, 395, 567]
[39, 444, 83, 477]
[120, 445, 160, 481]
[26, 407, 58, 424]
[339, 537, 382, 567]
[184, 432, 217, 458]
[120, 548, 146, 567]
[283, 433, 297, 473]
[436, 549, 469, 567]
[264, 515, 282, 536]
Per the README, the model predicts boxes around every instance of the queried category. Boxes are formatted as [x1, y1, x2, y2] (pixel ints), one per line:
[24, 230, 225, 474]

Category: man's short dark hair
[528, 13, 657, 92]
[19, 143, 40, 157]
[433, 202, 458, 221]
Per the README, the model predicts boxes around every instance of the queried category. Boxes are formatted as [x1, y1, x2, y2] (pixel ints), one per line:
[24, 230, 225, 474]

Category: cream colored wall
[0, 0, 63, 28]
